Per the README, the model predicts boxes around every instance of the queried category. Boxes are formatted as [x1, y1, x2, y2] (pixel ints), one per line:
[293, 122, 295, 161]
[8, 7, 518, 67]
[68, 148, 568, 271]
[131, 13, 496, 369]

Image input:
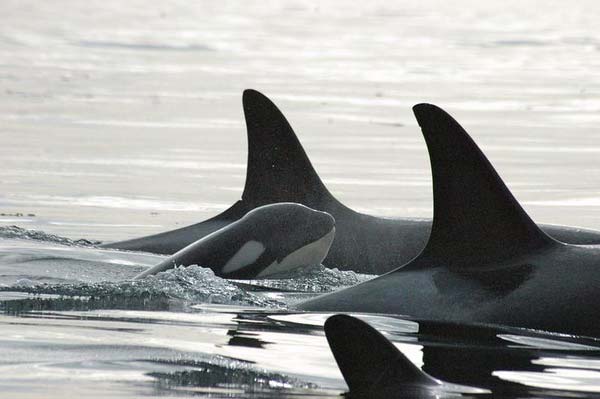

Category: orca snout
[312, 209, 335, 236]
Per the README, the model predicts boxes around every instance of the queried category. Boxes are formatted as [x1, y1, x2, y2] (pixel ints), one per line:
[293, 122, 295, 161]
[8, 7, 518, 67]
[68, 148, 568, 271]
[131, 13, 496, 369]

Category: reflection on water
[2, 1, 600, 397]
[3, 0, 600, 241]
[3, 302, 600, 398]
[1, 234, 600, 398]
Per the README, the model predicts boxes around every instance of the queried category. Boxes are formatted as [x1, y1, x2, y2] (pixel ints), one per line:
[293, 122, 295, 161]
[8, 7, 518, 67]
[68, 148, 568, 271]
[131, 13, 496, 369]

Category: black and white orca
[103, 90, 600, 274]
[299, 104, 600, 338]
[134, 203, 335, 280]
[324, 314, 485, 398]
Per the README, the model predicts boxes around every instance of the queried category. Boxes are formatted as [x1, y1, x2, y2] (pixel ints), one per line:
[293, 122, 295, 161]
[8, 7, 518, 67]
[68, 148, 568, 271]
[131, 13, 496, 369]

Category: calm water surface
[2, 1, 600, 398]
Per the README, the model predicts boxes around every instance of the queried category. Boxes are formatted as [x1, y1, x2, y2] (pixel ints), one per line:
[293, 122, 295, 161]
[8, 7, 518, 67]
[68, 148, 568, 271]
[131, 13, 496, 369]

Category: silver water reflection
[0, 233, 600, 398]
[4, 302, 600, 398]
[3, 1, 600, 240]
[3, 1, 600, 398]
[2, 234, 600, 398]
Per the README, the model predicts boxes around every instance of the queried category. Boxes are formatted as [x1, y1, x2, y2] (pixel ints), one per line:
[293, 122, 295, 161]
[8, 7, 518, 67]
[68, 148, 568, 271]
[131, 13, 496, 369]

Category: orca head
[231, 202, 336, 278]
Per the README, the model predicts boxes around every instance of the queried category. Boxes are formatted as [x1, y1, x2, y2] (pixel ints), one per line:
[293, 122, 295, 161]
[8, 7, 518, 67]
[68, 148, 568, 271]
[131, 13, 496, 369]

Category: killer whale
[324, 314, 484, 398]
[134, 203, 335, 280]
[299, 104, 600, 338]
[102, 90, 600, 274]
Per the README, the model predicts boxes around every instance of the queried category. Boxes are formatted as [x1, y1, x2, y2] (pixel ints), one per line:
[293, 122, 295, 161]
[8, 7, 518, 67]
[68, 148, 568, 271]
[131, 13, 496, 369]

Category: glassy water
[3, 228, 600, 398]
[2, 0, 600, 240]
[2, 0, 600, 397]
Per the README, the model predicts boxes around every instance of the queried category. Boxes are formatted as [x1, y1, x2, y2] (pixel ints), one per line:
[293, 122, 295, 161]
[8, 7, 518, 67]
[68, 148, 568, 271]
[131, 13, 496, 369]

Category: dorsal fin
[410, 104, 556, 268]
[324, 314, 439, 393]
[241, 89, 338, 206]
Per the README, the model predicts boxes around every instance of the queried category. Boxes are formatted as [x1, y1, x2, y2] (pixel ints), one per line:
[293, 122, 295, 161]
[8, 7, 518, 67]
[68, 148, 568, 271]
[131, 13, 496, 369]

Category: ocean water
[4, 231, 600, 399]
[2, 0, 600, 397]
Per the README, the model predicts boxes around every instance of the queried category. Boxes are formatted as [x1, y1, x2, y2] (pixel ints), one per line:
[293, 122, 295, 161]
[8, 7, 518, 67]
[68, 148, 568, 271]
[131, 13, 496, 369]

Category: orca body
[324, 314, 483, 398]
[299, 105, 600, 338]
[134, 203, 335, 280]
[102, 90, 600, 274]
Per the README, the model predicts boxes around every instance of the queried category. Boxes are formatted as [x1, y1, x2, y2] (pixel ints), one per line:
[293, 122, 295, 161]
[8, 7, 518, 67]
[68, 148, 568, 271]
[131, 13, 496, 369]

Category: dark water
[2, 228, 600, 398]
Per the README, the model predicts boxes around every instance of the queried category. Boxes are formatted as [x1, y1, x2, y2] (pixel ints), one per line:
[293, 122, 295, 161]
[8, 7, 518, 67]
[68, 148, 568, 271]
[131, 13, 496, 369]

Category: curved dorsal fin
[324, 314, 439, 393]
[241, 89, 338, 206]
[410, 104, 556, 268]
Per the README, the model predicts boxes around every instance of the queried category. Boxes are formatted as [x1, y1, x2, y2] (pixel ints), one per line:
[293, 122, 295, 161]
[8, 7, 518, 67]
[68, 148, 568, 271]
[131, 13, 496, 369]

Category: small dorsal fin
[410, 104, 556, 268]
[324, 314, 439, 393]
[241, 89, 338, 206]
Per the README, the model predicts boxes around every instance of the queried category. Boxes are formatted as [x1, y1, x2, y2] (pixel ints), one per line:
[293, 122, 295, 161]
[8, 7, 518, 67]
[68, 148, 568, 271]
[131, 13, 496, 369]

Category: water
[4, 228, 600, 397]
[3, 0, 600, 240]
[3, 235, 600, 399]
[3, 0, 600, 397]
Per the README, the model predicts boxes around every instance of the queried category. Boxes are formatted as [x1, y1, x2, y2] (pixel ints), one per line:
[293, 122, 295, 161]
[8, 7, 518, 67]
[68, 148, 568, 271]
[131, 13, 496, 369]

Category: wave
[0, 266, 286, 312]
[147, 357, 318, 393]
[235, 265, 374, 293]
[0, 225, 101, 247]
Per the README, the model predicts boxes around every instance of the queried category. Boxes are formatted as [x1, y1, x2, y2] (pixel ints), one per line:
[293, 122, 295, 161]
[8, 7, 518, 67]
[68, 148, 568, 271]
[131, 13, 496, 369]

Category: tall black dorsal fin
[324, 315, 439, 393]
[411, 104, 556, 267]
[241, 89, 338, 206]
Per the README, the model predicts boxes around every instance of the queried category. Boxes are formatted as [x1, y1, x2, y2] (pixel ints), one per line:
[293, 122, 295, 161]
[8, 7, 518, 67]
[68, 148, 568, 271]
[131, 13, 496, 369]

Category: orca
[134, 203, 335, 280]
[102, 90, 600, 274]
[298, 104, 600, 338]
[324, 314, 485, 398]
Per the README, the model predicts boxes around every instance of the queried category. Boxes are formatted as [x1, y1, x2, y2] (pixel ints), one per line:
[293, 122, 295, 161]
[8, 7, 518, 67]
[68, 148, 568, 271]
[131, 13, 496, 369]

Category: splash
[0, 225, 101, 247]
[237, 265, 375, 293]
[1, 266, 286, 312]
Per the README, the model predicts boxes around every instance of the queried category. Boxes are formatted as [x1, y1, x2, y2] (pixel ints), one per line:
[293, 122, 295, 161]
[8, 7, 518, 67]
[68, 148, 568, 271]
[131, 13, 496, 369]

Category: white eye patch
[221, 241, 266, 274]
[256, 228, 335, 278]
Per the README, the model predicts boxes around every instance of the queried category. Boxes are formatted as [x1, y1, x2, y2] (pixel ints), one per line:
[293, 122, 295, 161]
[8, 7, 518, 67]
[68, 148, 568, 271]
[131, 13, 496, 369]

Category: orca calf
[299, 104, 600, 338]
[324, 314, 484, 398]
[134, 203, 335, 280]
[102, 90, 600, 274]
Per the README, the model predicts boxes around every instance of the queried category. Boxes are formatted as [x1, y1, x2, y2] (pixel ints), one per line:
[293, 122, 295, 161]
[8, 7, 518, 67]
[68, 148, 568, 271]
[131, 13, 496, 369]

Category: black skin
[298, 104, 600, 339]
[102, 90, 600, 274]
[324, 314, 590, 398]
[134, 203, 334, 280]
